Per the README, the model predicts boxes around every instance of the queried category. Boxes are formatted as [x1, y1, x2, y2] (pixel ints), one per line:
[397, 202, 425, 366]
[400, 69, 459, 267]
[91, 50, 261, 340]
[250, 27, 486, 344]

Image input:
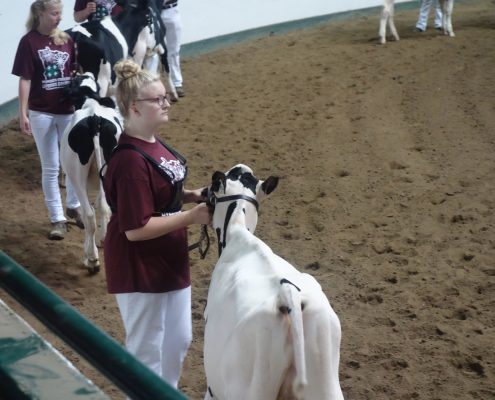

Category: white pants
[29, 110, 80, 223]
[115, 287, 192, 389]
[416, 0, 443, 30]
[161, 7, 183, 87]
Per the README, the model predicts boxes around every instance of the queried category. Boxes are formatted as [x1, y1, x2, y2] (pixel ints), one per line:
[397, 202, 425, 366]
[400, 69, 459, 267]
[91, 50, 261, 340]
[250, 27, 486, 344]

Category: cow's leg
[302, 297, 344, 400]
[379, 1, 399, 44]
[64, 160, 100, 273]
[442, 0, 455, 37]
[228, 318, 288, 400]
[378, 3, 389, 44]
[387, 10, 400, 42]
[96, 186, 110, 246]
[77, 185, 99, 273]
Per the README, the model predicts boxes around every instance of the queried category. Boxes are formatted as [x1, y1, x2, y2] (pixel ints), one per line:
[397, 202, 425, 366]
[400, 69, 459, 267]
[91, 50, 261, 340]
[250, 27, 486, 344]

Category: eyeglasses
[135, 94, 170, 107]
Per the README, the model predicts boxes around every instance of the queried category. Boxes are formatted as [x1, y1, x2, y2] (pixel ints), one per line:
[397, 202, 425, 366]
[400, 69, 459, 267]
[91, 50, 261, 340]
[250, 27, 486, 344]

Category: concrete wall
[0, 0, 412, 125]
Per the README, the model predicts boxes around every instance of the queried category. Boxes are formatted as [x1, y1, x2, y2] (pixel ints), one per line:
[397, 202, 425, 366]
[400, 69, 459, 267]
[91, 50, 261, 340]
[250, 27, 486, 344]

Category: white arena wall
[0, 0, 412, 126]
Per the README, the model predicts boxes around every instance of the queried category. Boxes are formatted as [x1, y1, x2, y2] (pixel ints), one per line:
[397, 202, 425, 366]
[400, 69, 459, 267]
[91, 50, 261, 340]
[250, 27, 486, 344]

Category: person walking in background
[12, 0, 83, 240]
[159, 0, 185, 101]
[103, 59, 211, 388]
[73, 0, 123, 23]
[414, 0, 443, 32]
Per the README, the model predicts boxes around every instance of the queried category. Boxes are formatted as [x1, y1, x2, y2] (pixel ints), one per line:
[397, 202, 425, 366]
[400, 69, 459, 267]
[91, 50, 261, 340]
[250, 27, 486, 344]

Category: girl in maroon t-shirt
[103, 59, 211, 388]
[12, 0, 83, 240]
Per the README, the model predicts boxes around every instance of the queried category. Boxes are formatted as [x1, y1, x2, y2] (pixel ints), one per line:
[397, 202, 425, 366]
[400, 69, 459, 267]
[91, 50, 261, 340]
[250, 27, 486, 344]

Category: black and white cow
[60, 72, 123, 273]
[203, 165, 344, 400]
[379, 0, 455, 44]
[68, 0, 174, 97]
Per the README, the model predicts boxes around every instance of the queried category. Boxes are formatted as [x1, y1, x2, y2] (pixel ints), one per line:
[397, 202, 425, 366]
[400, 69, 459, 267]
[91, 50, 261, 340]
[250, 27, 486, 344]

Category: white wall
[0, 0, 410, 107]
[180, 0, 406, 44]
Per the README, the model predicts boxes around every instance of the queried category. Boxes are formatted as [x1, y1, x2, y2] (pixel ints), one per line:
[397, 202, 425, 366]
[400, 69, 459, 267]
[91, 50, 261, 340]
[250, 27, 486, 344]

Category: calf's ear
[211, 171, 226, 193]
[261, 176, 279, 195]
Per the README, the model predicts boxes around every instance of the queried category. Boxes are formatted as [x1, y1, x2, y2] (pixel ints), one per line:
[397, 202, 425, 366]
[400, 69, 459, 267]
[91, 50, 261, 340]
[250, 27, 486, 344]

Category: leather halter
[208, 194, 259, 212]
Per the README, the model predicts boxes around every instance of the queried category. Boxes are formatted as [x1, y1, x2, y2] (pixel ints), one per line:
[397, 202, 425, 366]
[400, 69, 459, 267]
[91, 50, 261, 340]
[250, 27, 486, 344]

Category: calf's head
[208, 164, 279, 252]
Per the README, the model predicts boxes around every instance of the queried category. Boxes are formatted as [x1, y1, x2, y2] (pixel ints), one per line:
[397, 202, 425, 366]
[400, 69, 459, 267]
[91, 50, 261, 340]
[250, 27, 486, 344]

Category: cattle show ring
[0, 0, 494, 399]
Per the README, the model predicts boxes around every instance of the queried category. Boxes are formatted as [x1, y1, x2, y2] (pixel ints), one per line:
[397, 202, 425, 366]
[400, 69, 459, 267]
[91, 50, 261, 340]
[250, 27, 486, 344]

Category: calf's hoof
[84, 258, 100, 275]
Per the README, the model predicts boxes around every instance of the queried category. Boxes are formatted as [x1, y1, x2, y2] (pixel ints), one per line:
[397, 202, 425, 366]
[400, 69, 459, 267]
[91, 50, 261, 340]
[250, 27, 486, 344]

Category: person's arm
[74, 1, 97, 22]
[18, 78, 31, 135]
[125, 202, 211, 241]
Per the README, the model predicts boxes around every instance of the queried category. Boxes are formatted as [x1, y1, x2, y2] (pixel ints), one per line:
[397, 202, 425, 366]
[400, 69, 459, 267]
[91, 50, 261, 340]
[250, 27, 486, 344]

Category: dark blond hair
[27, 0, 69, 45]
[114, 59, 160, 118]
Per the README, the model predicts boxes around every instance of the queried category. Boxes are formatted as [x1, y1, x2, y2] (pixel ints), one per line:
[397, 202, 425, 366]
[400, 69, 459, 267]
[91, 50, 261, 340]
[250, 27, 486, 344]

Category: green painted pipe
[0, 251, 188, 400]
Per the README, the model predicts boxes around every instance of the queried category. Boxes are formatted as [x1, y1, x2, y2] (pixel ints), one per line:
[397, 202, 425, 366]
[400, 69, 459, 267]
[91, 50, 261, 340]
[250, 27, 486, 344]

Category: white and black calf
[68, 0, 174, 97]
[379, 0, 455, 44]
[61, 72, 122, 273]
[203, 164, 344, 400]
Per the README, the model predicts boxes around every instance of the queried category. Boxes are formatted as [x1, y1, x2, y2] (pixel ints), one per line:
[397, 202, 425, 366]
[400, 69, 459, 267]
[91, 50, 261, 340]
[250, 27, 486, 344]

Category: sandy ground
[1, 1, 495, 399]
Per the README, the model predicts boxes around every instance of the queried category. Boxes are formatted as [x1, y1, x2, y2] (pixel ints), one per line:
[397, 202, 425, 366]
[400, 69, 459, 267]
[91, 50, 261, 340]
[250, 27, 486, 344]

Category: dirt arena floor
[1, 1, 495, 399]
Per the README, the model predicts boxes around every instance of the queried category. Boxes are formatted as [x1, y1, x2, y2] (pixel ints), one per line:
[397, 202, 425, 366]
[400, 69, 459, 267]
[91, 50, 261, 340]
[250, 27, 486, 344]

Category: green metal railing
[0, 250, 187, 400]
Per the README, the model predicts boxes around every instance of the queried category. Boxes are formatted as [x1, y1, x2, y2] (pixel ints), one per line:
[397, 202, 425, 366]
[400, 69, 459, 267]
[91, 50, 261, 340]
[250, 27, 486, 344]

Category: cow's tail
[278, 278, 307, 399]
[93, 130, 105, 189]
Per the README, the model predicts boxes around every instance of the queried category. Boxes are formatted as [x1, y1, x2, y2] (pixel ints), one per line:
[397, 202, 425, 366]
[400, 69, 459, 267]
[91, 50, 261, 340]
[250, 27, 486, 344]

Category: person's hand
[189, 203, 212, 225]
[86, 2, 97, 14]
[184, 187, 208, 204]
[20, 114, 31, 136]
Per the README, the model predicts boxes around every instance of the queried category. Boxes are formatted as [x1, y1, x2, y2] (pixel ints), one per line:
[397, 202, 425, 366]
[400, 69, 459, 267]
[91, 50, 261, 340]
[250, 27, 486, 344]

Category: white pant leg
[116, 288, 192, 388]
[116, 292, 167, 377]
[416, 0, 434, 30]
[53, 113, 80, 210]
[161, 7, 183, 87]
[433, 0, 443, 28]
[29, 111, 68, 223]
[161, 286, 192, 388]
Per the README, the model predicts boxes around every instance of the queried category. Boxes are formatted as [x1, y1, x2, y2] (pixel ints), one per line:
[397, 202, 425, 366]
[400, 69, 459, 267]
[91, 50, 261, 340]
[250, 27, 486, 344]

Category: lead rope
[188, 224, 210, 259]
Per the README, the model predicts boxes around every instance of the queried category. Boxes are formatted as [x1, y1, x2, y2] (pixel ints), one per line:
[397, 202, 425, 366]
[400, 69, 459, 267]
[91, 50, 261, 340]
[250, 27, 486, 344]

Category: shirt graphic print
[37, 47, 71, 91]
[159, 157, 186, 183]
[95, 0, 117, 19]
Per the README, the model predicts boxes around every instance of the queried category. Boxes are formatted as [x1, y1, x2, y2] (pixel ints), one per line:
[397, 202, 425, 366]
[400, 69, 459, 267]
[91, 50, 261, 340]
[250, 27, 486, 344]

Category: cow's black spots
[226, 167, 258, 195]
[68, 120, 96, 165]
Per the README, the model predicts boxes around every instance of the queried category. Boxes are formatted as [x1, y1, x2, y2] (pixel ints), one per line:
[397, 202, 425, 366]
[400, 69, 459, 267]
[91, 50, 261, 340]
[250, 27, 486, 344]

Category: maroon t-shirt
[103, 134, 190, 294]
[74, 0, 123, 20]
[12, 30, 74, 115]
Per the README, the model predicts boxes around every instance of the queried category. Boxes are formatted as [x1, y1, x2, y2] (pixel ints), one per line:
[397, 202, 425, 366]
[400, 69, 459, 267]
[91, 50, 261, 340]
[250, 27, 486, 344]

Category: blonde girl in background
[12, 0, 83, 240]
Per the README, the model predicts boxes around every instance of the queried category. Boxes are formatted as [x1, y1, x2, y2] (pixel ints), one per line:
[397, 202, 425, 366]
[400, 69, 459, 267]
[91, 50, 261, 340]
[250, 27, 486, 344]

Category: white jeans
[416, 0, 443, 30]
[115, 286, 192, 389]
[161, 7, 183, 87]
[29, 110, 80, 223]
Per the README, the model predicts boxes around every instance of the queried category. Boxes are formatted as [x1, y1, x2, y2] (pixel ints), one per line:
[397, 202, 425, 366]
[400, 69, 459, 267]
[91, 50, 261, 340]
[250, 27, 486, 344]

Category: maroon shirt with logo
[12, 30, 74, 115]
[74, 0, 123, 21]
[103, 134, 189, 294]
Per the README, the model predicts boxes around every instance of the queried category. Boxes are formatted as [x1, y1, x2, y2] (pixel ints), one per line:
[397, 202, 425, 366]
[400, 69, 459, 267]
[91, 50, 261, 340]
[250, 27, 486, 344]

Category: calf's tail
[278, 278, 307, 399]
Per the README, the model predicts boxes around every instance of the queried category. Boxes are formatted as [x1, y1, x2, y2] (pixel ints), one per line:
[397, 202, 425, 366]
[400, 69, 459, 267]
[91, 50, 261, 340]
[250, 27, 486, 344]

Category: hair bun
[114, 59, 141, 80]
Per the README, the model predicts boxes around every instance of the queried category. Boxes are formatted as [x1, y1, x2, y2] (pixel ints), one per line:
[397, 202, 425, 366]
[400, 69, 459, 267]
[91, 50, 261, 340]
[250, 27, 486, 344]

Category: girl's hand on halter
[184, 187, 208, 204]
[189, 203, 212, 226]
